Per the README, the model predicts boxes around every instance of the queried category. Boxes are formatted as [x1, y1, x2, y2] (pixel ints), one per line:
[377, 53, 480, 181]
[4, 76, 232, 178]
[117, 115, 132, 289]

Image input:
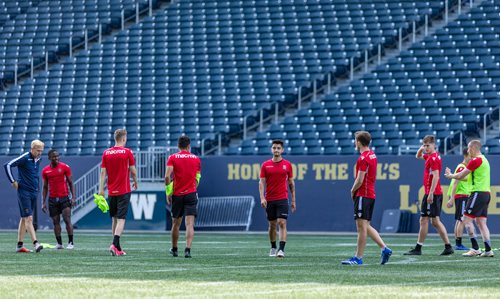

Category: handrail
[482, 105, 500, 144]
[444, 131, 463, 155]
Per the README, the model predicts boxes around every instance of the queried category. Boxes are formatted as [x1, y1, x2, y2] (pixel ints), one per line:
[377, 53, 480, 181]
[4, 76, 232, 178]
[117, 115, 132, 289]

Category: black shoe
[185, 250, 191, 258]
[440, 247, 454, 256]
[169, 248, 178, 257]
[403, 248, 422, 255]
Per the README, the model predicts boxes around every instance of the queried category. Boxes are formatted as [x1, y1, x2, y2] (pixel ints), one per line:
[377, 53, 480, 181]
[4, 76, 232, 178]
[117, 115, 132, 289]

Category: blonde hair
[31, 139, 44, 149]
[114, 129, 127, 141]
[469, 139, 482, 150]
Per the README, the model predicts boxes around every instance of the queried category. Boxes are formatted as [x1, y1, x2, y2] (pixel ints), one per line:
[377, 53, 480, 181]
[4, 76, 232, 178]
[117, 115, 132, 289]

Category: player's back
[168, 151, 201, 196]
[101, 146, 134, 196]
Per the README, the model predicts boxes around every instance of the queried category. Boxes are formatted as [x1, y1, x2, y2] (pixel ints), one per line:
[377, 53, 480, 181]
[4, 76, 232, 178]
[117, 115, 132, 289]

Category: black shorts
[266, 199, 289, 221]
[454, 196, 468, 221]
[464, 192, 490, 219]
[353, 196, 375, 221]
[420, 194, 443, 218]
[171, 192, 198, 218]
[109, 193, 131, 219]
[48, 196, 71, 217]
[17, 188, 37, 217]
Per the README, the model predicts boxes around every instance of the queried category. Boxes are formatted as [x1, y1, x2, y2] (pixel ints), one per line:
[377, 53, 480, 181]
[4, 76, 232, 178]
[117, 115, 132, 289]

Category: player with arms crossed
[3, 140, 45, 253]
[99, 129, 138, 256]
[341, 131, 392, 265]
[446, 147, 476, 251]
[42, 149, 76, 249]
[259, 140, 296, 258]
[165, 135, 201, 258]
[445, 140, 494, 257]
[405, 135, 453, 256]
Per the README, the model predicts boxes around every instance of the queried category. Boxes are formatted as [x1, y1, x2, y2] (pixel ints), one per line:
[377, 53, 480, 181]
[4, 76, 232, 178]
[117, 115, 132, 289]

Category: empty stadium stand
[0, 0, 447, 155]
[231, 0, 500, 155]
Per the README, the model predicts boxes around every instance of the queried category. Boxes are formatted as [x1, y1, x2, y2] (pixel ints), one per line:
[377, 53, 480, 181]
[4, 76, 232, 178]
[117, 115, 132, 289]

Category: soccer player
[3, 140, 45, 253]
[99, 129, 138, 256]
[404, 135, 454, 256]
[42, 149, 76, 249]
[165, 135, 201, 258]
[446, 147, 476, 251]
[445, 140, 494, 257]
[341, 131, 392, 265]
[259, 140, 296, 258]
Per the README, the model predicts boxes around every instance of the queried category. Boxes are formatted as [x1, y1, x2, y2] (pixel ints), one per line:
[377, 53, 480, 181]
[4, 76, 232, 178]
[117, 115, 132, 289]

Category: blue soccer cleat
[380, 247, 392, 265]
[454, 244, 469, 251]
[341, 256, 363, 265]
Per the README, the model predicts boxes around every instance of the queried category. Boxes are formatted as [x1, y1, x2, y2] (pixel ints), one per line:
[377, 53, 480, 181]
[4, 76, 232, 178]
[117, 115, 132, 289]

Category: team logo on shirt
[283, 165, 287, 170]
[58, 169, 62, 173]
[357, 212, 362, 217]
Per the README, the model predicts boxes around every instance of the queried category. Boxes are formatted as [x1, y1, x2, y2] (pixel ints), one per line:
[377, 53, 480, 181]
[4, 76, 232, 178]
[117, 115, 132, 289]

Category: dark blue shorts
[18, 188, 38, 217]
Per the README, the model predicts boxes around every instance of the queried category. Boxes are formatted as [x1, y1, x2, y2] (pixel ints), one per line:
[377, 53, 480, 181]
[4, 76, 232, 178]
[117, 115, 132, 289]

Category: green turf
[0, 231, 499, 298]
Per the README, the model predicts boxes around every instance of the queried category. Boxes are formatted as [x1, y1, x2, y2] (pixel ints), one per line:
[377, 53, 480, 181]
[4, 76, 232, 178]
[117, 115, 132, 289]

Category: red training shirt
[167, 150, 201, 196]
[101, 146, 135, 196]
[42, 162, 72, 198]
[423, 152, 442, 195]
[260, 159, 293, 201]
[355, 150, 377, 199]
[466, 157, 483, 171]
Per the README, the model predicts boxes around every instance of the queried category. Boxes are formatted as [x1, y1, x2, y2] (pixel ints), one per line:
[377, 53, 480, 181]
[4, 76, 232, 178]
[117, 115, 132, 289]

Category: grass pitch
[0, 231, 499, 298]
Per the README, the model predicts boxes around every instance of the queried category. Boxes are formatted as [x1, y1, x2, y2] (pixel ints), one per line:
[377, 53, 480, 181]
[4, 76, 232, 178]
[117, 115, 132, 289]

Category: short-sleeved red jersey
[101, 146, 135, 196]
[423, 152, 442, 195]
[42, 162, 72, 198]
[355, 150, 377, 199]
[260, 159, 293, 201]
[167, 150, 201, 196]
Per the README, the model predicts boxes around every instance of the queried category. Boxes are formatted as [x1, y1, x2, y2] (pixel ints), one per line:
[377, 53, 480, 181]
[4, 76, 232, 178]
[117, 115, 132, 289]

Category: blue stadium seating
[0, 0, 446, 155]
[0, 0, 156, 86]
[231, 0, 500, 155]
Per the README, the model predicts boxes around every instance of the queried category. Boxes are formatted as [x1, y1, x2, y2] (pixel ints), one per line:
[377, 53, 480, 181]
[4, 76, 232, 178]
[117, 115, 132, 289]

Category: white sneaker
[55, 244, 64, 250]
[269, 248, 277, 257]
[277, 250, 285, 258]
[66, 243, 74, 250]
[34, 242, 43, 253]
[462, 249, 481, 257]
[479, 251, 494, 257]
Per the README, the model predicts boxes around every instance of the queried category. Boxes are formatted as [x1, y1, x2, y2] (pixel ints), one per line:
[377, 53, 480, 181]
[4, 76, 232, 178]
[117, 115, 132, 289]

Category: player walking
[165, 135, 201, 258]
[341, 131, 392, 265]
[4, 140, 45, 253]
[445, 140, 494, 257]
[99, 129, 138, 256]
[445, 148, 476, 251]
[42, 149, 76, 249]
[405, 135, 454, 256]
[259, 140, 296, 258]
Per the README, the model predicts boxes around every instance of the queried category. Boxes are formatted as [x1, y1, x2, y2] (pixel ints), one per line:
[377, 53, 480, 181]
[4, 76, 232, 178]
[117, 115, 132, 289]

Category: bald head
[467, 140, 482, 157]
